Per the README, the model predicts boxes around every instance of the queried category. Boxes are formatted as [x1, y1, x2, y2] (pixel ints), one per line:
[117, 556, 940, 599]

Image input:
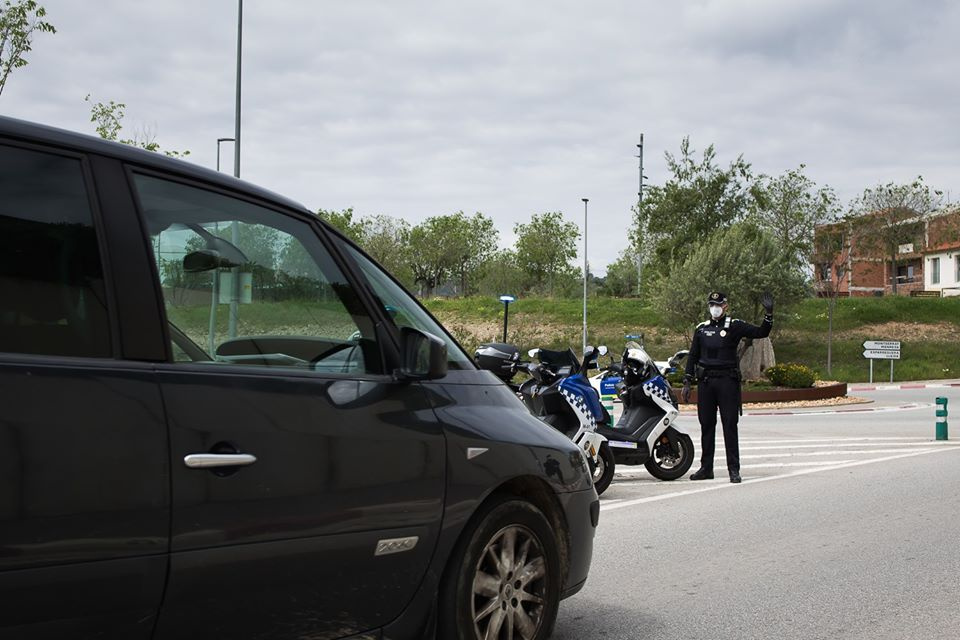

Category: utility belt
[696, 366, 741, 381]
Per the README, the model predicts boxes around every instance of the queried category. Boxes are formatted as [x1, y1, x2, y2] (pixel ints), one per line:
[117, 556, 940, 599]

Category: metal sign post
[862, 340, 901, 383]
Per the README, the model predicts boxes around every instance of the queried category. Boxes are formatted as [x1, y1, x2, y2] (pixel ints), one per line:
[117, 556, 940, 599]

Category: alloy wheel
[471, 524, 548, 640]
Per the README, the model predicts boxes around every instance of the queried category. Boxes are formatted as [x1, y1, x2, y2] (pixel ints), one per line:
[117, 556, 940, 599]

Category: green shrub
[665, 370, 686, 387]
[765, 363, 817, 388]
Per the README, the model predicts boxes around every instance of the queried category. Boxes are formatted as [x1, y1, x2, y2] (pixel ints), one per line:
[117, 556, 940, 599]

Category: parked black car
[0, 116, 598, 640]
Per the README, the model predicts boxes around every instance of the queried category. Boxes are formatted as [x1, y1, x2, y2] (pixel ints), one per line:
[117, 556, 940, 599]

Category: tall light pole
[216, 137, 235, 172]
[635, 134, 644, 296]
[582, 197, 589, 355]
[228, 0, 243, 339]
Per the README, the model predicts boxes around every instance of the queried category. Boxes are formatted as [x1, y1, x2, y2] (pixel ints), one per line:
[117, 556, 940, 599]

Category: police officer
[681, 291, 774, 483]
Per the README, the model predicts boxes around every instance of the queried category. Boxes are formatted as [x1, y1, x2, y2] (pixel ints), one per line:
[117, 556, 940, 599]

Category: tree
[478, 249, 525, 297]
[85, 95, 190, 158]
[317, 207, 365, 245]
[362, 214, 412, 286]
[449, 211, 498, 296]
[407, 214, 464, 296]
[632, 137, 756, 269]
[601, 248, 640, 297]
[811, 223, 848, 376]
[513, 211, 580, 295]
[0, 0, 54, 97]
[751, 165, 841, 269]
[849, 177, 942, 294]
[654, 222, 808, 377]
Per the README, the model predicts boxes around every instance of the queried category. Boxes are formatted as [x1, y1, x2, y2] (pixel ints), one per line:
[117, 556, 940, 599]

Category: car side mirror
[398, 327, 447, 380]
[183, 248, 242, 273]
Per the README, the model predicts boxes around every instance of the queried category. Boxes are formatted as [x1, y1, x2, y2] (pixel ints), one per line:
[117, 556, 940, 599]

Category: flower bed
[681, 382, 847, 404]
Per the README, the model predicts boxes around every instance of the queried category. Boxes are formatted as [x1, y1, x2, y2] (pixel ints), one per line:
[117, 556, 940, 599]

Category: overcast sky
[4, 0, 959, 273]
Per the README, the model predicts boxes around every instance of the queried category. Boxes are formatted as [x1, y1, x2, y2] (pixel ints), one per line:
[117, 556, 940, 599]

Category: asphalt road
[554, 385, 960, 640]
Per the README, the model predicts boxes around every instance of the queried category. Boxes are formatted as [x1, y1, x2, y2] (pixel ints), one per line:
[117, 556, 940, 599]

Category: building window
[930, 257, 940, 285]
[956, 256, 960, 283]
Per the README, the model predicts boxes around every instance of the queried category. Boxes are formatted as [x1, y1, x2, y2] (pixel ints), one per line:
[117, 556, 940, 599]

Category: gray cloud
[3, 0, 958, 272]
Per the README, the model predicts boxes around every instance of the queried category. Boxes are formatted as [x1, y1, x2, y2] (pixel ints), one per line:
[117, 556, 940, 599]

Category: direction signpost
[862, 340, 901, 383]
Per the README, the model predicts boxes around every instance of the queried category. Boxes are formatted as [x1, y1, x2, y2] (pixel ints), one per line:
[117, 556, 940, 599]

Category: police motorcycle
[595, 342, 695, 481]
[475, 343, 615, 495]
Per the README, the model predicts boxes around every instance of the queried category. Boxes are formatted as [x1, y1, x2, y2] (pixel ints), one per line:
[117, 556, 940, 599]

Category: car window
[133, 174, 381, 375]
[337, 239, 475, 370]
[0, 144, 111, 358]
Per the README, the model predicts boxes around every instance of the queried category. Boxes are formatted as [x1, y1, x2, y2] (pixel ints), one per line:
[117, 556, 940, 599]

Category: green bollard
[936, 397, 948, 441]
[602, 395, 616, 428]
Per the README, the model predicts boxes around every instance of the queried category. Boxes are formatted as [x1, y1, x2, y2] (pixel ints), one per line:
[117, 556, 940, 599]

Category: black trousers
[696, 375, 741, 474]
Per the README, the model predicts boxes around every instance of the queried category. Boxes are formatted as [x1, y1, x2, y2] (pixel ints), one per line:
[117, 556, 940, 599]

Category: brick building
[813, 207, 960, 297]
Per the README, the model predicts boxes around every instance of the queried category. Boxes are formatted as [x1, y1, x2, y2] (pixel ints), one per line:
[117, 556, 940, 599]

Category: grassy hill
[424, 296, 960, 383]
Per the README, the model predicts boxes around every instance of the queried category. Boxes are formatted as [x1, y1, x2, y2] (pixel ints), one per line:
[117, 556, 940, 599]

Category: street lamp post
[499, 295, 515, 343]
[216, 137, 235, 172]
[582, 198, 589, 355]
[636, 135, 644, 295]
[228, 0, 243, 339]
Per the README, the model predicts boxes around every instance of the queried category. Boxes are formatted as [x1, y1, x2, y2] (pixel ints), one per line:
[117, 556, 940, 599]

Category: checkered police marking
[560, 387, 596, 430]
[643, 377, 673, 403]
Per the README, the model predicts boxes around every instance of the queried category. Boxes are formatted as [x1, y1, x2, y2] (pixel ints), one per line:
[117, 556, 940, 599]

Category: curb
[741, 402, 930, 416]
[849, 382, 960, 392]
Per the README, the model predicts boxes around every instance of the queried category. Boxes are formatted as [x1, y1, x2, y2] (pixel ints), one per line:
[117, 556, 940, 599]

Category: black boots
[690, 468, 714, 480]
[690, 468, 742, 482]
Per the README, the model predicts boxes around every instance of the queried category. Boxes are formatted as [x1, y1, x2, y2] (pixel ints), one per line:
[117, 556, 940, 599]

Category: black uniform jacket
[684, 313, 773, 380]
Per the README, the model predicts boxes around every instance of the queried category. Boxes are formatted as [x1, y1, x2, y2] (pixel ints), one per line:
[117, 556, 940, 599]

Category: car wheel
[439, 498, 561, 640]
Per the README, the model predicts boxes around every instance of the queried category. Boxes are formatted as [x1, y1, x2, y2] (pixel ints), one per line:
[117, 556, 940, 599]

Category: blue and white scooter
[474, 343, 614, 494]
[515, 346, 614, 494]
[595, 342, 695, 482]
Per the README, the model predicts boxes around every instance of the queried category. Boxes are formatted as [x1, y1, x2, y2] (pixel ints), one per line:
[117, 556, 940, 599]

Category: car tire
[439, 498, 561, 640]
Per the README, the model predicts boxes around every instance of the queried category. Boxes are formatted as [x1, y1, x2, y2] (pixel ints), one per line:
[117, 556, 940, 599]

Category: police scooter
[595, 342, 695, 481]
[475, 343, 615, 494]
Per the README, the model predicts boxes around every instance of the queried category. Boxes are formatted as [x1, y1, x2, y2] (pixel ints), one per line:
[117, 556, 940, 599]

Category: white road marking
[739, 441, 960, 451]
[598, 447, 960, 513]
[613, 460, 857, 474]
[736, 437, 927, 444]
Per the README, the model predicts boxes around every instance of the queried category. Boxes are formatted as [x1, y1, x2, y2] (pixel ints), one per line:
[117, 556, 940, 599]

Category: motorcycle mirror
[528, 348, 540, 359]
[584, 345, 594, 356]
[597, 346, 608, 356]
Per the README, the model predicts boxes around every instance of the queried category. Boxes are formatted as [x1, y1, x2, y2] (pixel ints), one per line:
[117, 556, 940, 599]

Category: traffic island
[679, 382, 849, 405]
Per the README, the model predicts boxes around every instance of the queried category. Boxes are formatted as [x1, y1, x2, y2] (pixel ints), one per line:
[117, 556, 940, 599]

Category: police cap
[707, 291, 728, 305]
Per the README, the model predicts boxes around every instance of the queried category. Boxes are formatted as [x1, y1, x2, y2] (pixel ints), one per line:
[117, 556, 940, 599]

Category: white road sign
[863, 349, 900, 360]
[863, 340, 901, 350]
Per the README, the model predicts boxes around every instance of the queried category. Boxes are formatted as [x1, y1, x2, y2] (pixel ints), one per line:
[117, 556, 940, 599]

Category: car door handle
[183, 453, 258, 469]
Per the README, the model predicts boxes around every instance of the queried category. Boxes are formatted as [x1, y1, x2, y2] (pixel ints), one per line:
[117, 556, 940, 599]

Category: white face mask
[709, 305, 724, 319]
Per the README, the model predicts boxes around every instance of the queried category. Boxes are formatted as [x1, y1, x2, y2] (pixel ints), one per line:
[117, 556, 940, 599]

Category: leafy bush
[665, 370, 686, 387]
[765, 363, 817, 388]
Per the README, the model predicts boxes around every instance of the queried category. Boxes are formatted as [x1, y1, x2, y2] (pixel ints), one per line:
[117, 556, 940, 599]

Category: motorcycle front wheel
[644, 431, 694, 480]
[590, 443, 616, 495]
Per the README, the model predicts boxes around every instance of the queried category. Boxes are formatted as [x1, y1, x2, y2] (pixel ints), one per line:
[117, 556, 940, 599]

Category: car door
[0, 142, 169, 638]
[129, 171, 447, 640]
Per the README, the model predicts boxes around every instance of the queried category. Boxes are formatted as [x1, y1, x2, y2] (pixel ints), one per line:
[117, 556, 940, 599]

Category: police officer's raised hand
[761, 291, 774, 315]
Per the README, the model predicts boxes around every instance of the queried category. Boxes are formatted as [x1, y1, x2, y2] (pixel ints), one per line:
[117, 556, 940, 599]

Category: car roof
[0, 115, 310, 213]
